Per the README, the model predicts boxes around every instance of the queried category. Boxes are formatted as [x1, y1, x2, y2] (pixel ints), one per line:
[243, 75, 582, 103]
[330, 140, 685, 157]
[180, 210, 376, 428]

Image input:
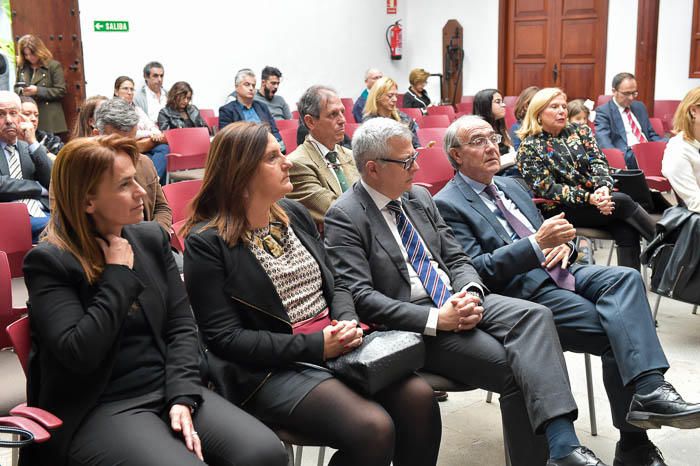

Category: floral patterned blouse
[517, 123, 614, 209]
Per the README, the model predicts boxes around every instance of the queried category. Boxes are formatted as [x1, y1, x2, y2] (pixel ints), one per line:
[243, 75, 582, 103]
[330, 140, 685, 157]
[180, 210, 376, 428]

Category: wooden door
[10, 0, 85, 133]
[502, 0, 608, 100]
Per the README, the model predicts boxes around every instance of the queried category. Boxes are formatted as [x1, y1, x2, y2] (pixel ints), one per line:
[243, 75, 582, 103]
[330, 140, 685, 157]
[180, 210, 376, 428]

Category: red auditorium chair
[0, 203, 32, 278]
[417, 128, 448, 148]
[601, 148, 627, 170]
[420, 115, 450, 128]
[631, 141, 671, 192]
[164, 127, 211, 183]
[280, 128, 298, 153]
[427, 105, 456, 121]
[412, 147, 455, 195]
[653, 100, 680, 133]
[276, 119, 299, 131]
[162, 179, 203, 223]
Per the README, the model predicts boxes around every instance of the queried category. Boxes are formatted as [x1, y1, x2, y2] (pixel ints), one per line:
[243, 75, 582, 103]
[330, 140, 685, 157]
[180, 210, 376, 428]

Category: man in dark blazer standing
[435, 115, 700, 466]
[0, 90, 52, 241]
[324, 117, 608, 466]
[594, 72, 665, 168]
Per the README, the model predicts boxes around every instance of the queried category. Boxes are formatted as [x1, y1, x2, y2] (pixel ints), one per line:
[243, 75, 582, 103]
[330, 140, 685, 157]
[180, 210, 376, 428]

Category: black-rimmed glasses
[378, 152, 420, 170]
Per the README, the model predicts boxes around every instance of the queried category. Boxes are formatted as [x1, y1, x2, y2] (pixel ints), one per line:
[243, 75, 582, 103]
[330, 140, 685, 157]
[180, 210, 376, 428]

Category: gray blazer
[0, 141, 52, 209]
[324, 182, 484, 332]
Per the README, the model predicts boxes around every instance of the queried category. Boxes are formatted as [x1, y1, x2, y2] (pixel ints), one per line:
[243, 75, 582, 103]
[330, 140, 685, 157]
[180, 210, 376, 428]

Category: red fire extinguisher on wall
[386, 20, 402, 60]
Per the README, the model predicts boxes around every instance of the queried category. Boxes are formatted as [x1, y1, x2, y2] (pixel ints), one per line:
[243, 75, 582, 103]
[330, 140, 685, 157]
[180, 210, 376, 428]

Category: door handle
[552, 64, 559, 82]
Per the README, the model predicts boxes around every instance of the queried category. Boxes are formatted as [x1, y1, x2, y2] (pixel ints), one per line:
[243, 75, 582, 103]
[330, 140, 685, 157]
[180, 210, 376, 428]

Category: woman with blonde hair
[364, 76, 420, 147]
[22, 135, 287, 466]
[517, 87, 655, 270]
[402, 68, 431, 113]
[14, 34, 68, 134]
[183, 121, 441, 466]
[662, 86, 700, 212]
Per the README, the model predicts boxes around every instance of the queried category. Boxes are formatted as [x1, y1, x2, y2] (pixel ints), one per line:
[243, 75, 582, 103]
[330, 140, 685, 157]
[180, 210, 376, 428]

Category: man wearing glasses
[435, 115, 700, 466]
[595, 72, 665, 168]
[324, 117, 607, 466]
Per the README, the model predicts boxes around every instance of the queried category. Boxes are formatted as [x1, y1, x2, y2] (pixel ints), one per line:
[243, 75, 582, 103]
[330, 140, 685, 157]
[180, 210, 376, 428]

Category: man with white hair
[0, 90, 52, 241]
[324, 116, 607, 466]
[352, 68, 383, 123]
[218, 68, 284, 151]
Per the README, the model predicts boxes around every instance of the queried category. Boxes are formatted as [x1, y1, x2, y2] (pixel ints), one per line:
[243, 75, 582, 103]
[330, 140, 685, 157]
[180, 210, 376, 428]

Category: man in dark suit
[435, 115, 700, 466]
[594, 72, 665, 168]
[324, 117, 608, 466]
[0, 90, 51, 241]
[219, 68, 284, 151]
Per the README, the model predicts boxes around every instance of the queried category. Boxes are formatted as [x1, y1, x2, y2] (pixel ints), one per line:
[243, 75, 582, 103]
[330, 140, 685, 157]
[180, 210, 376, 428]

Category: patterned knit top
[248, 225, 328, 324]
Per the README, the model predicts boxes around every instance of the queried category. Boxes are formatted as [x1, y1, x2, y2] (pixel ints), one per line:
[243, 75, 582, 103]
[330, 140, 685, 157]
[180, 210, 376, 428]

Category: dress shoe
[433, 390, 448, 402]
[613, 441, 666, 466]
[545, 446, 609, 466]
[627, 382, 700, 429]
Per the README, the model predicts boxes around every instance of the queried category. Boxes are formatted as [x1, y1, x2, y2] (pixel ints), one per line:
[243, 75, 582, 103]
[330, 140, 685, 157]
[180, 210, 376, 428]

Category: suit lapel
[608, 101, 626, 142]
[356, 184, 411, 285]
[304, 140, 342, 196]
[494, 178, 543, 230]
[454, 175, 512, 244]
[0, 145, 9, 175]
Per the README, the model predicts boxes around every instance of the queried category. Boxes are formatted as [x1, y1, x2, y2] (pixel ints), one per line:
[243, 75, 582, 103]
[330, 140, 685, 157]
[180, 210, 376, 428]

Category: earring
[537, 117, 542, 124]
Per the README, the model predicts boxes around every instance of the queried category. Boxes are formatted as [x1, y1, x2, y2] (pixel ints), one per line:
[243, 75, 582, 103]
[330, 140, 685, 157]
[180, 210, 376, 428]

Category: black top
[402, 88, 431, 111]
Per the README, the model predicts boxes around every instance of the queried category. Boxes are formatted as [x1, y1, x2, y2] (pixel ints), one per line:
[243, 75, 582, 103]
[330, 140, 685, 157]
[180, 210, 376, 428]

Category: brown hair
[71, 95, 109, 139]
[113, 76, 135, 97]
[673, 87, 700, 141]
[181, 122, 288, 246]
[166, 81, 193, 109]
[567, 99, 590, 121]
[16, 34, 53, 68]
[514, 86, 540, 121]
[44, 135, 140, 283]
[409, 68, 430, 87]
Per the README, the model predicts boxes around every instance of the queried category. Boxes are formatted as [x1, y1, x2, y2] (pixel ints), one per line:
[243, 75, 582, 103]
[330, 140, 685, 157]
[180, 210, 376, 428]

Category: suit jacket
[286, 139, 360, 225]
[324, 182, 484, 333]
[217, 99, 282, 143]
[0, 140, 52, 209]
[15, 60, 68, 133]
[594, 99, 664, 162]
[184, 199, 357, 405]
[136, 154, 172, 231]
[21, 222, 202, 466]
[435, 175, 579, 299]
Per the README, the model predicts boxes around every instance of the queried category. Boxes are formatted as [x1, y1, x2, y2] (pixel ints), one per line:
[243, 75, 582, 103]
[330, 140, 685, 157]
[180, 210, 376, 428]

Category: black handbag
[612, 169, 654, 211]
[325, 330, 425, 396]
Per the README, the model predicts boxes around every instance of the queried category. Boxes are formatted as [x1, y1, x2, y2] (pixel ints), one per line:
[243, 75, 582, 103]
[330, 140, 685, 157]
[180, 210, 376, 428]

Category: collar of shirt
[361, 179, 398, 212]
[234, 99, 254, 111]
[612, 97, 628, 113]
[459, 172, 490, 195]
[308, 135, 336, 159]
[145, 85, 167, 103]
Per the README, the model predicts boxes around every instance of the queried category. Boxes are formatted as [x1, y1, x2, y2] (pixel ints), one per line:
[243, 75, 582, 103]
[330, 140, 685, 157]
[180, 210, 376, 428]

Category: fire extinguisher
[386, 20, 402, 60]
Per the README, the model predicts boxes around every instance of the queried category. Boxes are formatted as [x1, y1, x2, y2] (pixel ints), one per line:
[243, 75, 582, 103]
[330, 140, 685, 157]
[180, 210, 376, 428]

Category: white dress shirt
[307, 135, 341, 185]
[613, 98, 645, 146]
[145, 86, 168, 122]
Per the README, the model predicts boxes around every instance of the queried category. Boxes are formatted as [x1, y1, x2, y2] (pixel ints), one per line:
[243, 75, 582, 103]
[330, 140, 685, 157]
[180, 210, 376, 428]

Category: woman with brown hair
[22, 135, 287, 466]
[157, 81, 208, 132]
[183, 122, 441, 466]
[71, 95, 108, 139]
[14, 34, 68, 134]
[510, 86, 539, 150]
[402, 68, 431, 113]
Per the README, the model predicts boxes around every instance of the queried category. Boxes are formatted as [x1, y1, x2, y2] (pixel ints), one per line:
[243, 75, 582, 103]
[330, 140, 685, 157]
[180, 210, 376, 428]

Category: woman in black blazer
[21, 135, 287, 466]
[183, 122, 441, 466]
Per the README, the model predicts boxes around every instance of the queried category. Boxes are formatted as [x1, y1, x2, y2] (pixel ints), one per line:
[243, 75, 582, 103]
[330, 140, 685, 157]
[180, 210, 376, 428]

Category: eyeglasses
[464, 134, 502, 148]
[378, 152, 420, 170]
[617, 90, 639, 97]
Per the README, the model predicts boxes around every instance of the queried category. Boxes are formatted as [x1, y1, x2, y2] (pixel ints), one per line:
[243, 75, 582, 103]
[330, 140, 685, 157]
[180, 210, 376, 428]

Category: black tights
[281, 376, 441, 466]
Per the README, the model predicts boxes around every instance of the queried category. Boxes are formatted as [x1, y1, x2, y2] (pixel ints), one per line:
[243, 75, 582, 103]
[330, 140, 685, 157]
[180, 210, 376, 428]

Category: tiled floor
[3, 245, 700, 465]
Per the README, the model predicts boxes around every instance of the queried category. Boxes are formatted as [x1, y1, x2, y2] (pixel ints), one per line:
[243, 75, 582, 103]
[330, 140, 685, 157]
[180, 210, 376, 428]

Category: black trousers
[422, 293, 578, 466]
[68, 388, 288, 466]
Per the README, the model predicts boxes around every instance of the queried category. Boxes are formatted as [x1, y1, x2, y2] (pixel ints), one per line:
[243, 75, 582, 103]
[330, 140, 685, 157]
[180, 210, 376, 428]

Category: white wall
[78, 0, 698, 113]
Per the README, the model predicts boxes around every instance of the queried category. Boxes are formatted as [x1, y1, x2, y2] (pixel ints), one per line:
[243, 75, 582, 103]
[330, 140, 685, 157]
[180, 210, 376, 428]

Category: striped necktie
[325, 150, 349, 192]
[624, 107, 647, 143]
[5, 145, 47, 218]
[386, 200, 451, 307]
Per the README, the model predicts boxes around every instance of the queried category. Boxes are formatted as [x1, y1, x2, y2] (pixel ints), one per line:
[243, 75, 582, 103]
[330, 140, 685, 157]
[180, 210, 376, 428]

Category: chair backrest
[340, 97, 354, 108]
[161, 179, 203, 223]
[291, 110, 300, 120]
[275, 119, 299, 131]
[199, 109, 215, 120]
[280, 129, 298, 153]
[165, 127, 211, 173]
[204, 116, 219, 134]
[170, 219, 187, 253]
[0, 203, 32, 278]
[417, 128, 448, 148]
[596, 95, 613, 107]
[427, 105, 456, 121]
[653, 100, 680, 133]
[503, 96, 517, 108]
[601, 148, 626, 170]
[504, 107, 517, 129]
[420, 114, 450, 128]
[455, 102, 473, 114]
[6, 315, 30, 376]
[345, 123, 361, 139]
[399, 107, 423, 122]
[632, 141, 667, 177]
[461, 95, 475, 103]
[649, 117, 665, 137]
[412, 147, 455, 195]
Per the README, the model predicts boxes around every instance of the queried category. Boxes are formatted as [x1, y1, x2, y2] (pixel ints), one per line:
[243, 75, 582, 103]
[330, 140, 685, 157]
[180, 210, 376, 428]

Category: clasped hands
[535, 212, 576, 270]
[437, 290, 483, 333]
[323, 319, 363, 360]
[588, 186, 615, 215]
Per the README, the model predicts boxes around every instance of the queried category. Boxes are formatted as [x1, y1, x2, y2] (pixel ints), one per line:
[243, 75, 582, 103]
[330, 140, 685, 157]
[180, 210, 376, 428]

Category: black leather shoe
[433, 390, 448, 402]
[627, 382, 700, 429]
[613, 441, 666, 466]
[546, 447, 609, 465]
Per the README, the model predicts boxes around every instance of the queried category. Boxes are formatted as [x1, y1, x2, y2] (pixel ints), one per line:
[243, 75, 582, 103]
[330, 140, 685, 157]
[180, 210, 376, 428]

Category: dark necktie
[483, 184, 575, 291]
[325, 151, 349, 192]
[386, 200, 451, 307]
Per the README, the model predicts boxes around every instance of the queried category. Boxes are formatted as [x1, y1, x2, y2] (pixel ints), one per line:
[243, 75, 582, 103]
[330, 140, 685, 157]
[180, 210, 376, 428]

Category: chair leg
[284, 442, 294, 466]
[652, 294, 662, 320]
[584, 354, 597, 436]
[486, 390, 493, 403]
[503, 421, 512, 466]
[317, 446, 326, 466]
[294, 445, 303, 466]
[693, 305, 698, 315]
[606, 241, 615, 266]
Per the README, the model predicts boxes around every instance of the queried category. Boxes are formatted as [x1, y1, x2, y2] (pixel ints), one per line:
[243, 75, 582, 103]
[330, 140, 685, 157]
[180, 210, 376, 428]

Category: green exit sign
[94, 20, 129, 32]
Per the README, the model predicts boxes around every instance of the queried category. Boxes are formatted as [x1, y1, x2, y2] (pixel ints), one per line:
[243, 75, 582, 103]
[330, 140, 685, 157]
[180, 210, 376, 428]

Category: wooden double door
[501, 0, 609, 100]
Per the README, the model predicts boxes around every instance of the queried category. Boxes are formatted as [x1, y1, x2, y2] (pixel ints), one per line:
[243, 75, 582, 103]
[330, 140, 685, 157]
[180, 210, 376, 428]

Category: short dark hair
[261, 66, 282, 81]
[612, 72, 635, 90]
[143, 61, 164, 78]
[19, 95, 37, 106]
